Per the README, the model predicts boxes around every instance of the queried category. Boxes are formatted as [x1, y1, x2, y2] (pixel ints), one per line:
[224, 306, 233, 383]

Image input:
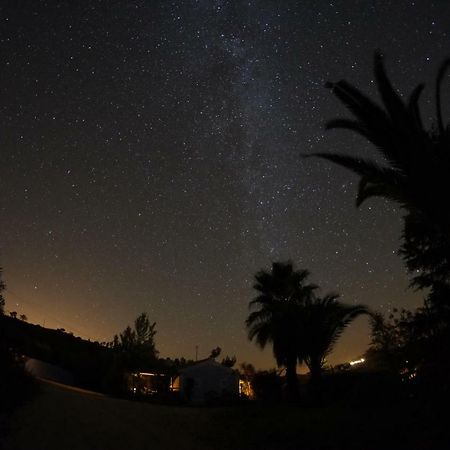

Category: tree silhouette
[366, 287, 450, 379]
[221, 355, 236, 367]
[209, 346, 222, 359]
[112, 313, 158, 371]
[302, 294, 368, 382]
[134, 313, 157, 356]
[239, 362, 256, 377]
[246, 261, 318, 399]
[309, 53, 450, 291]
[119, 325, 136, 351]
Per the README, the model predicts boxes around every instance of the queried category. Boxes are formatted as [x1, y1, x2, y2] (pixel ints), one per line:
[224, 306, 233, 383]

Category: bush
[309, 370, 406, 406]
[251, 370, 283, 403]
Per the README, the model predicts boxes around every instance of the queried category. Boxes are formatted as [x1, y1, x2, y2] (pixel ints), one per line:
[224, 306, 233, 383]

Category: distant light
[349, 358, 365, 366]
[136, 372, 165, 377]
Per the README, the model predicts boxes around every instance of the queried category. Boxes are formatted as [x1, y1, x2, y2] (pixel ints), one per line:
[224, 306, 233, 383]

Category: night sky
[1, 1, 449, 369]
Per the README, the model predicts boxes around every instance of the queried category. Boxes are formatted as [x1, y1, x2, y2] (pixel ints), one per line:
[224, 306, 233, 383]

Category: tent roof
[180, 358, 234, 374]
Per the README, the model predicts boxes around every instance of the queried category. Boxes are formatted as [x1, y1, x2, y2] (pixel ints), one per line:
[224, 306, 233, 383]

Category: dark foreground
[1, 381, 448, 450]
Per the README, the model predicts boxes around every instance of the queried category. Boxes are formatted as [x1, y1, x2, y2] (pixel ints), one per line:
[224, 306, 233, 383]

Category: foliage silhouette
[250, 369, 283, 402]
[221, 355, 237, 367]
[301, 294, 368, 382]
[307, 52, 450, 391]
[112, 313, 158, 372]
[366, 294, 450, 391]
[209, 346, 222, 359]
[309, 52, 450, 291]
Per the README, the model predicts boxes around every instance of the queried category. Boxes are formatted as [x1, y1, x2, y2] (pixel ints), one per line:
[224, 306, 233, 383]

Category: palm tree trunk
[285, 357, 299, 401]
[308, 357, 323, 401]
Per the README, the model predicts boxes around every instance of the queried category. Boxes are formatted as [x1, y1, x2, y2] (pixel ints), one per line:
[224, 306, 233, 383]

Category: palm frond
[407, 83, 426, 137]
[436, 58, 450, 135]
[356, 176, 407, 207]
[326, 79, 389, 128]
[302, 297, 369, 372]
[374, 52, 408, 129]
[325, 118, 372, 139]
[309, 152, 390, 177]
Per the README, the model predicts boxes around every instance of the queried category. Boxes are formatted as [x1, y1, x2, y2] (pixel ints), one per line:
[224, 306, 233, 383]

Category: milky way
[1, 1, 449, 368]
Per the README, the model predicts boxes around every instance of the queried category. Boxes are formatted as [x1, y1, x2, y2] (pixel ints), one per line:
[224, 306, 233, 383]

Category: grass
[1, 380, 448, 450]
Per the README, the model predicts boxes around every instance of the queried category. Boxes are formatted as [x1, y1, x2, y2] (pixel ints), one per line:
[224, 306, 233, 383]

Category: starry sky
[1, 0, 449, 369]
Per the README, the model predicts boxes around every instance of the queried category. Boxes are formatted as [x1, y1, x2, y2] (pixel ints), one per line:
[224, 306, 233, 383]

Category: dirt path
[2, 381, 211, 450]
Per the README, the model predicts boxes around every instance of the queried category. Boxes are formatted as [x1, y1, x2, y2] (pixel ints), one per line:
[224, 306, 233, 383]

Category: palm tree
[309, 53, 450, 288]
[301, 294, 369, 382]
[246, 261, 318, 399]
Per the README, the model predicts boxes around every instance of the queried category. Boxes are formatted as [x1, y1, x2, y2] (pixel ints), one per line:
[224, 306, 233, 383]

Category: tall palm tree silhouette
[246, 261, 317, 399]
[310, 52, 450, 288]
[247, 262, 368, 397]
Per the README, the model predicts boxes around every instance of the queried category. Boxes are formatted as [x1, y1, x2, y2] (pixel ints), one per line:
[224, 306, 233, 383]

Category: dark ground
[1, 379, 449, 450]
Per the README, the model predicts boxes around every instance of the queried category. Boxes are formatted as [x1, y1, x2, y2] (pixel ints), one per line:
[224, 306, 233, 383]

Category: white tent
[177, 358, 239, 403]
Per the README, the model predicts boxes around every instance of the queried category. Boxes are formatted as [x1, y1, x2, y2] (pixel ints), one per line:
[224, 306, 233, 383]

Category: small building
[128, 371, 170, 395]
[172, 358, 239, 404]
